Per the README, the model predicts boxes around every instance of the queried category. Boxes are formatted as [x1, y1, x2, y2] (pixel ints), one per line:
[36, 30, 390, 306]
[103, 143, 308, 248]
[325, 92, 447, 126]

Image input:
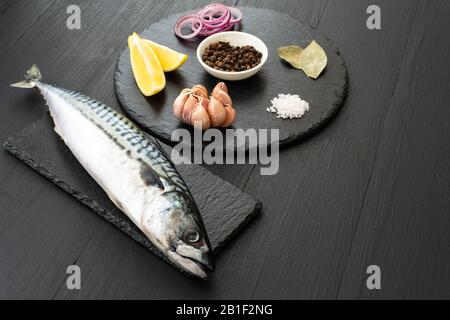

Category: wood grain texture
[0, 0, 55, 58]
[0, 0, 449, 299]
[115, 7, 348, 148]
[336, 0, 450, 299]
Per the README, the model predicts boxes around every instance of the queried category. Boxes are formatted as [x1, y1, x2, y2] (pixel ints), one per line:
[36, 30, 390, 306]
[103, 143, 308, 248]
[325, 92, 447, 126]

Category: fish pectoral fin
[139, 162, 164, 190]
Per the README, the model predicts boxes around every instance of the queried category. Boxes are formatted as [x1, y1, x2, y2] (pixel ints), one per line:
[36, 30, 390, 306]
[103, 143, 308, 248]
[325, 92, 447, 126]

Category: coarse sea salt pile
[266, 94, 310, 119]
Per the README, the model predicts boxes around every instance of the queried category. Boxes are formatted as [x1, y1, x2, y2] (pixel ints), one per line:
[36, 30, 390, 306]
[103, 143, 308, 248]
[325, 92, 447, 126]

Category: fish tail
[10, 64, 42, 88]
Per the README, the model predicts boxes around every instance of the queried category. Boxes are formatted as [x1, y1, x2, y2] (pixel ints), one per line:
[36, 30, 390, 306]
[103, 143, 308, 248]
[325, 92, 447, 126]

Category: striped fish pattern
[52, 84, 190, 196]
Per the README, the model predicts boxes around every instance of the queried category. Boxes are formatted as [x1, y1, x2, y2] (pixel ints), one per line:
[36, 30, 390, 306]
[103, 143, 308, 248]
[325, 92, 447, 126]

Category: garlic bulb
[173, 83, 237, 130]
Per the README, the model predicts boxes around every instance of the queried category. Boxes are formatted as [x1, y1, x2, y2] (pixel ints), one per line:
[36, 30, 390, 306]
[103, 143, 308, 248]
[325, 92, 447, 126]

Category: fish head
[141, 191, 214, 279]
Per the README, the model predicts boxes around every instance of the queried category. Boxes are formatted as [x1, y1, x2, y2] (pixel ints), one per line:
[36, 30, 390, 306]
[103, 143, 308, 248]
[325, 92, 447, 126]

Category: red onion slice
[199, 3, 228, 17]
[174, 4, 244, 39]
[200, 4, 231, 29]
[197, 22, 235, 37]
[174, 14, 203, 40]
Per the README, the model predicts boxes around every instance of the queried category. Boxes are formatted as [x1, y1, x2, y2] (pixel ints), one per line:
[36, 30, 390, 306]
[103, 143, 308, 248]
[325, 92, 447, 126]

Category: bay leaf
[278, 41, 327, 79]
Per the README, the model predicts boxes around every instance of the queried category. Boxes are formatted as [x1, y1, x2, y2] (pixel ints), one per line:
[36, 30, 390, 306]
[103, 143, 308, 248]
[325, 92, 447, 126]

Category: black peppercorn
[202, 42, 263, 72]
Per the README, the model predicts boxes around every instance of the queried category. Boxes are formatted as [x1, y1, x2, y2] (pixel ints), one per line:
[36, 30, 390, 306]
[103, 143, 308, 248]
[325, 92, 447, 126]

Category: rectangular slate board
[3, 117, 262, 270]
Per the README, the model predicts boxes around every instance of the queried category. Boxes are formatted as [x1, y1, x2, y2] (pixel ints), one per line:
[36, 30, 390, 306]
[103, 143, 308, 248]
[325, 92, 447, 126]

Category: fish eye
[185, 230, 201, 243]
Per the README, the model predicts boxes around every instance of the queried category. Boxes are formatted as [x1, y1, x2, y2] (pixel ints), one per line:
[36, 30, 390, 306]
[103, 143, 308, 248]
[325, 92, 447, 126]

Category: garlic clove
[212, 82, 228, 95]
[207, 97, 226, 127]
[182, 94, 199, 124]
[199, 95, 210, 109]
[173, 91, 190, 119]
[221, 104, 237, 128]
[212, 89, 232, 107]
[190, 104, 211, 130]
[191, 84, 208, 99]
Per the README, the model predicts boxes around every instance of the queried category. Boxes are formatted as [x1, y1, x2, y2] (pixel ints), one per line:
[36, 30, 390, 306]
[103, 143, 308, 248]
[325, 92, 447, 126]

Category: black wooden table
[0, 0, 449, 300]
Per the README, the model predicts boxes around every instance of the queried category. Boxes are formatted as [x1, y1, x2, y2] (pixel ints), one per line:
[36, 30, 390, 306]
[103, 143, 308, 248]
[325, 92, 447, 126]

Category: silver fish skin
[11, 65, 214, 279]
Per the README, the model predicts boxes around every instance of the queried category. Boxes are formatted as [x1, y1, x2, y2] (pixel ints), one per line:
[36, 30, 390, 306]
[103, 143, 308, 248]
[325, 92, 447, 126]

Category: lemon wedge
[128, 33, 166, 97]
[142, 39, 188, 72]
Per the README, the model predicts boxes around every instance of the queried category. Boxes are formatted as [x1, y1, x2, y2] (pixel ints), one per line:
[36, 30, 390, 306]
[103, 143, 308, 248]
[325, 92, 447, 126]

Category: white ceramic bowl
[197, 31, 268, 81]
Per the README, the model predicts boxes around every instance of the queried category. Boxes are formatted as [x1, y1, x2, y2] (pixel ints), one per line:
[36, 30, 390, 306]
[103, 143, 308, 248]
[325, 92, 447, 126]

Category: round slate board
[115, 8, 348, 149]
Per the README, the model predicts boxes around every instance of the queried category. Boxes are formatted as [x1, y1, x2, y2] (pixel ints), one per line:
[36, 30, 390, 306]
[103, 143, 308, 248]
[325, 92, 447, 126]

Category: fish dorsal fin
[139, 161, 164, 190]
